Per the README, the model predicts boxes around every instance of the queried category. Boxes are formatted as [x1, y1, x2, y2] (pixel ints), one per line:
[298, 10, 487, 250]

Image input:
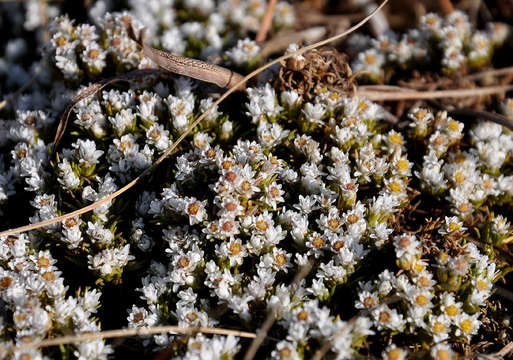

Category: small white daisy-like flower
[184, 198, 208, 225]
[454, 312, 481, 341]
[302, 102, 326, 124]
[371, 304, 405, 331]
[430, 343, 455, 360]
[215, 238, 247, 267]
[382, 344, 407, 360]
[226, 38, 260, 66]
[353, 48, 384, 76]
[262, 182, 285, 210]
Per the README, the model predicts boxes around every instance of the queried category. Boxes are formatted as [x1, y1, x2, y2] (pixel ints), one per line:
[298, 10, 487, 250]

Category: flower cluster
[0, 1, 511, 359]
[0, 234, 112, 360]
[349, 10, 510, 79]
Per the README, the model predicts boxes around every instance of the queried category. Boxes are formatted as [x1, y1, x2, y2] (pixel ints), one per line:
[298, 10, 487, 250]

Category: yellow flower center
[256, 220, 269, 232]
[187, 202, 200, 216]
[445, 304, 459, 317]
[389, 181, 402, 193]
[327, 218, 340, 231]
[379, 310, 391, 323]
[397, 159, 409, 171]
[275, 253, 287, 267]
[416, 294, 429, 307]
[448, 119, 460, 132]
[297, 310, 308, 321]
[460, 319, 473, 334]
[38, 257, 50, 268]
[363, 296, 375, 308]
[433, 320, 446, 333]
[346, 214, 359, 224]
[389, 133, 404, 145]
[386, 348, 403, 360]
[229, 242, 242, 256]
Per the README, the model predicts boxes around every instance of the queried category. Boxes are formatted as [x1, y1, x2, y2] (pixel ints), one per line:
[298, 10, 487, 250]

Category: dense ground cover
[0, 0, 513, 359]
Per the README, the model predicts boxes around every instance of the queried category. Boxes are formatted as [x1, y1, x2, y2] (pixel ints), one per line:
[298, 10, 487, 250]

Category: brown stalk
[438, 0, 454, 15]
[255, 0, 278, 44]
[0, 0, 390, 238]
[356, 84, 513, 101]
[14, 325, 256, 352]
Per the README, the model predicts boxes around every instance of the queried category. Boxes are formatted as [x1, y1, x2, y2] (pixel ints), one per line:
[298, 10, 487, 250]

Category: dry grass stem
[438, 0, 455, 15]
[14, 325, 256, 352]
[255, 0, 278, 43]
[0, 0, 389, 238]
[356, 84, 513, 101]
[465, 66, 513, 81]
[496, 342, 513, 358]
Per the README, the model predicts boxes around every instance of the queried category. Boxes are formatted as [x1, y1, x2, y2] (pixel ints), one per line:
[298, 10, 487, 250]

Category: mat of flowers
[0, 1, 512, 359]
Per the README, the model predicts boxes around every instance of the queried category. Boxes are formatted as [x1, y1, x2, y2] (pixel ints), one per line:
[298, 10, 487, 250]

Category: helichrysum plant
[0, 1, 512, 359]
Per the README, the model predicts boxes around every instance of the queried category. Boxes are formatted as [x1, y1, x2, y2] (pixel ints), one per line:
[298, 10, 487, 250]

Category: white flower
[165, 95, 194, 132]
[109, 108, 135, 135]
[281, 90, 301, 108]
[72, 139, 104, 166]
[257, 121, 290, 149]
[161, 27, 186, 55]
[226, 38, 260, 65]
[145, 123, 170, 152]
[302, 102, 326, 123]
[57, 159, 80, 190]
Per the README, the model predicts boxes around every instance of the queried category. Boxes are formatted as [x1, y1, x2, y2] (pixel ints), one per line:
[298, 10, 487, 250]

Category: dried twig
[243, 263, 312, 360]
[256, 0, 278, 44]
[126, 22, 245, 90]
[438, 0, 455, 15]
[496, 342, 513, 358]
[0, 0, 390, 238]
[464, 66, 513, 81]
[358, 84, 415, 92]
[356, 84, 513, 101]
[14, 325, 256, 352]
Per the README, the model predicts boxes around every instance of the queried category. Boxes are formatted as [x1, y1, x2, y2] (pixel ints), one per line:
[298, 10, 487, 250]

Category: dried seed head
[275, 47, 356, 101]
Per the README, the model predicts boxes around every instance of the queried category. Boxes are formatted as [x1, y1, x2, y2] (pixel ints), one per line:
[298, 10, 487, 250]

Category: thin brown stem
[14, 325, 256, 352]
[256, 0, 278, 44]
[260, 26, 326, 58]
[356, 84, 513, 101]
[438, 0, 454, 15]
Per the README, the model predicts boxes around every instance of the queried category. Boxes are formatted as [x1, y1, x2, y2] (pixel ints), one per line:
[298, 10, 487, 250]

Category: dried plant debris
[275, 46, 356, 101]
